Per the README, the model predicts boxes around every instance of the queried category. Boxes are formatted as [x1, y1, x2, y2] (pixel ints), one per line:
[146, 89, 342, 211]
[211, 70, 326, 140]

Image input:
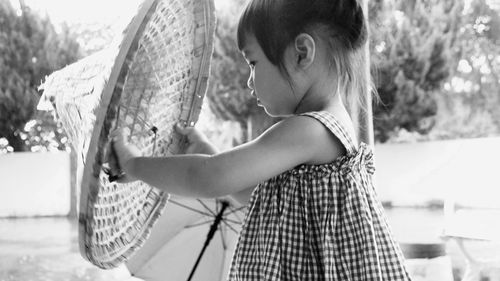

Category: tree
[20, 110, 69, 152]
[0, 1, 80, 151]
[429, 0, 500, 140]
[369, 0, 463, 142]
[68, 21, 116, 57]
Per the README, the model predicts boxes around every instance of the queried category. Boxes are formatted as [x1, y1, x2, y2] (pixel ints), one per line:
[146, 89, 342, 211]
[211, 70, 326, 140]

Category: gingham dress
[228, 111, 411, 281]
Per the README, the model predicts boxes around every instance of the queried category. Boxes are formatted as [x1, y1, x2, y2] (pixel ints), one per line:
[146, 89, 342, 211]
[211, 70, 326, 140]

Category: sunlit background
[1, 0, 500, 280]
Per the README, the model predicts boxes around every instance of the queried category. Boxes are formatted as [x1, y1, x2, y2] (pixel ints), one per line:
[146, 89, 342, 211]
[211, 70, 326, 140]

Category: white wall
[375, 137, 500, 207]
[0, 152, 71, 217]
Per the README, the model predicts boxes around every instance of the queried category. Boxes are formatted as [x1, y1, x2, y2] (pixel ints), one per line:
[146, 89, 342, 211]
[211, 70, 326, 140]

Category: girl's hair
[237, 0, 370, 110]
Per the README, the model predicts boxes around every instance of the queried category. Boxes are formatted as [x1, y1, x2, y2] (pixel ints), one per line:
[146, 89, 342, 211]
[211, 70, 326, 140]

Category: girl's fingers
[175, 123, 206, 140]
[175, 123, 193, 136]
[115, 174, 136, 184]
[109, 128, 122, 139]
[110, 127, 129, 141]
[175, 123, 202, 144]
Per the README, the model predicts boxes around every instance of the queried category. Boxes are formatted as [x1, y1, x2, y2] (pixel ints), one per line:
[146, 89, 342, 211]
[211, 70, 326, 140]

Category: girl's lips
[251, 91, 262, 106]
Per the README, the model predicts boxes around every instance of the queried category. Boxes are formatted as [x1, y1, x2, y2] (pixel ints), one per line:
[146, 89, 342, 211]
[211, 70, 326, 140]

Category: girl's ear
[294, 33, 316, 69]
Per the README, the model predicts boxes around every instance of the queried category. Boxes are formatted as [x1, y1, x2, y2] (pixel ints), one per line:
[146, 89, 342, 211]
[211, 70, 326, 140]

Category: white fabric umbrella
[126, 198, 245, 281]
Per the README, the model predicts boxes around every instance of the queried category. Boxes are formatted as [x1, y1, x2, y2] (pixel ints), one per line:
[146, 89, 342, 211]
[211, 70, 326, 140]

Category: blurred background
[0, 0, 499, 280]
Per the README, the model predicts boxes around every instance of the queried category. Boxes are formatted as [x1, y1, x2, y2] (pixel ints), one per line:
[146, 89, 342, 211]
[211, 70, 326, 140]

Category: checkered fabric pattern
[228, 111, 411, 281]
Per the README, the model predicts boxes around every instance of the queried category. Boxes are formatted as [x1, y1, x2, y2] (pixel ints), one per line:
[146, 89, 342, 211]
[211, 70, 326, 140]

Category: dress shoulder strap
[300, 111, 357, 155]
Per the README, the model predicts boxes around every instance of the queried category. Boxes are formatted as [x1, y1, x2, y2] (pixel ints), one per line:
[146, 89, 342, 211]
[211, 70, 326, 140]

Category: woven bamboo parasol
[38, 0, 220, 269]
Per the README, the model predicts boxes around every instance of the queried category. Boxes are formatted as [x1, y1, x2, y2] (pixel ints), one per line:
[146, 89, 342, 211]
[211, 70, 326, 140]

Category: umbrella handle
[187, 201, 230, 281]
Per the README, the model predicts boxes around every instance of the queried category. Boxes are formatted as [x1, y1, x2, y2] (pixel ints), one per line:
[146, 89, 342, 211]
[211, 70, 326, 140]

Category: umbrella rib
[184, 219, 214, 229]
[197, 199, 217, 217]
[169, 199, 213, 216]
[232, 212, 243, 223]
[226, 206, 246, 222]
[219, 226, 227, 249]
[221, 219, 239, 234]
[227, 206, 247, 215]
[221, 217, 242, 225]
[219, 228, 227, 281]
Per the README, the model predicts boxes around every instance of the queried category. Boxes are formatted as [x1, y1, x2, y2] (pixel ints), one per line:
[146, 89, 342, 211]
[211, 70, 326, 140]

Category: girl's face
[241, 35, 301, 117]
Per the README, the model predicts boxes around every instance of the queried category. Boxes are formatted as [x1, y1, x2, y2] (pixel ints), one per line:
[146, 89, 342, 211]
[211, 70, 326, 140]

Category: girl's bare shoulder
[259, 115, 347, 165]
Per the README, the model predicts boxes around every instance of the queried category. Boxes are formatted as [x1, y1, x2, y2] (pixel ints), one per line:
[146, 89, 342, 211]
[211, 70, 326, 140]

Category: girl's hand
[175, 123, 219, 155]
[106, 128, 142, 183]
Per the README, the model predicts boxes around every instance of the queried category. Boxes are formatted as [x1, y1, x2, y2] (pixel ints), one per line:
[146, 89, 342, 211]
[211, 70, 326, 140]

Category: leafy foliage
[370, 0, 463, 142]
[371, 0, 500, 142]
[0, 1, 80, 151]
[430, 0, 500, 140]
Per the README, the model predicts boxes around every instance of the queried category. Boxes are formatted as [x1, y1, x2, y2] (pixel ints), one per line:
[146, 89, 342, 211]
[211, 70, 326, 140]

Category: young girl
[111, 0, 412, 279]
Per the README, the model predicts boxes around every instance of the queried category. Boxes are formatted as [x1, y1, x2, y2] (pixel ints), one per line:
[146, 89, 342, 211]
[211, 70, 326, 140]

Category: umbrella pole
[187, 201, 230, 281]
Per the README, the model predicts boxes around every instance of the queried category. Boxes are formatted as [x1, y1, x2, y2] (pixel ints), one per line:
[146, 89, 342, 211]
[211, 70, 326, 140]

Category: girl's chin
[263, 107, 291, 118]
[262, 107, 274, 116]
[257, 101, 293, 117]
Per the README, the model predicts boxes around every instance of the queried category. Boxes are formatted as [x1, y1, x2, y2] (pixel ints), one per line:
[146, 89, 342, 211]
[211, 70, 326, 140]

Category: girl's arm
[173, 125, 256, 205]
[113, 115, 344, 198]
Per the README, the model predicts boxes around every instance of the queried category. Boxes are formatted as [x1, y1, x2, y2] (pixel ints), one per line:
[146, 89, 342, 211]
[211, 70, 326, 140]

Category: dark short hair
[237, 0, 367, 74]
[237, 0, 370, 109]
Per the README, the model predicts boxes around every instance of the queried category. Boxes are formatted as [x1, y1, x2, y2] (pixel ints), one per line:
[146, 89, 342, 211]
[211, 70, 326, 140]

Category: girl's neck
[294, 79, 344, 115]
[294, 83, 358, 144]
